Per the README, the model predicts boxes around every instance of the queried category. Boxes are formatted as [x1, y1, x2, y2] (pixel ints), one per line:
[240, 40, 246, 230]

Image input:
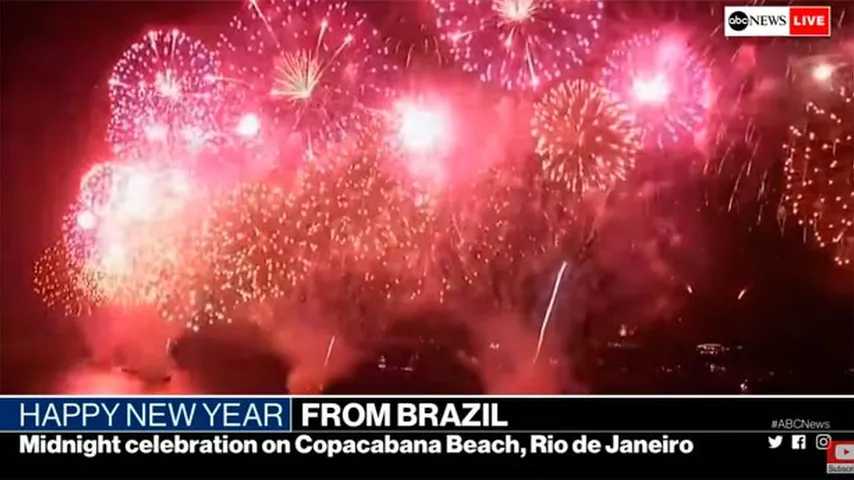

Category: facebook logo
[792, 435, 806, 450]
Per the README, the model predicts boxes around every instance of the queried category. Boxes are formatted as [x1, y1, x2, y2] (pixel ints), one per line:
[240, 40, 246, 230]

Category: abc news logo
[724, 6, 830, 37]
[727, 11, 785, 31]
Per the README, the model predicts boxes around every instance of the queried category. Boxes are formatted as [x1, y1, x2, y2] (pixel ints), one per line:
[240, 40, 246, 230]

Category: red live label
[789, 6, 831, 36]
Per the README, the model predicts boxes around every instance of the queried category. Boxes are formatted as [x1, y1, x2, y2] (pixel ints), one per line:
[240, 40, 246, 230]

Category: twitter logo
[768, 435, 783, 449]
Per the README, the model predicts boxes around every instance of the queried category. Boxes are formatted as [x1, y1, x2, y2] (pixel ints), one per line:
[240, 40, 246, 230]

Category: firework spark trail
[755, 170, 771, 226]
[390, 27, 445, 72]
[248, 0, 279, 48]
[532, 260, 568, 365]
[728, 161, 748, 213]
[323, 335, 337, 368]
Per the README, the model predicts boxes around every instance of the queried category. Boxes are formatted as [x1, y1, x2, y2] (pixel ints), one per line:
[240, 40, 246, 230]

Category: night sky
[2, 1, 852, 394]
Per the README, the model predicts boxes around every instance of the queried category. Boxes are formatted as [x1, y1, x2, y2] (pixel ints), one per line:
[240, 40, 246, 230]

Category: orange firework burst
[531, 79, 642, 195]
[157, 182, 304, 331]
[784, 94, 854, 267]
[153, 228, 221, 332]
[292, 116, 435, 323]
[206, 183, 305, 303]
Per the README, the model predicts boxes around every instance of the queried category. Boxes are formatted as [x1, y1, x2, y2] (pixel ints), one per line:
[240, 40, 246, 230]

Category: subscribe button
[828, 441, 854, 474]
[725, 6, 831, 37]
[829, 442, 854, 463]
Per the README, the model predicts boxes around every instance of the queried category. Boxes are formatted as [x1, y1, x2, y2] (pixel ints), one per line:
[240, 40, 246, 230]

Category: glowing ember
[395, 100, 450, 154]
[495, 0, 537, 22]
[235, 112, 262, 138]
[76, 210, 97, 230]
[632, 75, 670, 104]
[813, 63, 834, 82]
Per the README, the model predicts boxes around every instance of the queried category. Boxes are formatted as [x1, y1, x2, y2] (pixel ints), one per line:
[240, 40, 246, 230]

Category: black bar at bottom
[2, 431, 843, 478]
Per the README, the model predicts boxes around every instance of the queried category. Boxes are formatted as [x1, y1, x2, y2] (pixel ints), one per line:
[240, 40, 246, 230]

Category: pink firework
[217, 0, 395, 152]
[601, 30, 710, 150]
[431, 0, 603, 91]
[108, 29, 222, 157]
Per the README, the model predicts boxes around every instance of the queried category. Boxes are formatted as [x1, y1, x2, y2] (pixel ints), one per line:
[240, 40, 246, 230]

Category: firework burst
[531, 79, 641, 195]
[217, 0, 395, 153]
[152, 227, 219, 332]
[601, 30, 710, 150]
[784, 93, 854, 267]
[108, 29, 222, 157]
[440, 159, 581, 306]
[156, 183, 304, 331]
[292, 116, 435, 331]
[208, 183, 304, 304]
[431, 0, 603, 91]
